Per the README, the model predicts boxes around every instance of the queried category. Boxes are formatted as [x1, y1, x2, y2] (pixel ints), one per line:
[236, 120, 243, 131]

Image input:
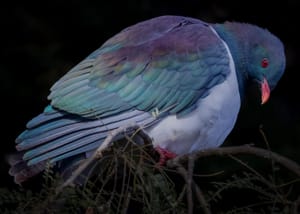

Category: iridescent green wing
[49, 16, 230, 118]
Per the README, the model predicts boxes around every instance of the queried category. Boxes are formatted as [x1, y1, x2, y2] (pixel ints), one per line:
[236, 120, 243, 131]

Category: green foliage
[1, 137, 300, 213]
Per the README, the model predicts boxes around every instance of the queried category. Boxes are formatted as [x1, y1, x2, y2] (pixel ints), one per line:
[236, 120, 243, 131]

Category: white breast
[146, 29, 241, 155]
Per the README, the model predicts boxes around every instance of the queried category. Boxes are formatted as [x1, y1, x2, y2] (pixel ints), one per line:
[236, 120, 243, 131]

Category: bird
[8, 15, 286, 185]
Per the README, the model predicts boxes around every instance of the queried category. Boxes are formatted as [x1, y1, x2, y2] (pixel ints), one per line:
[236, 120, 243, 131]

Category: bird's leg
[155, 146, 177, 166]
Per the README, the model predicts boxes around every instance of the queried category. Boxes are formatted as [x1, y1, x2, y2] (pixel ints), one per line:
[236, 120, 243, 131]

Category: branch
[187, 155, 194, 214]
[176, 164, 193, 214]
[293, 195, 300, 214]
[192, 182, 211, 214]
[175, 155, 211, 214]
[167, 145, 300, 177]
[56, 123, 143, 194]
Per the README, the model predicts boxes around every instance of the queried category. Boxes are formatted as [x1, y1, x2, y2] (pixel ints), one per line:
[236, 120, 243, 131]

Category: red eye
[261, 58, 269, 68]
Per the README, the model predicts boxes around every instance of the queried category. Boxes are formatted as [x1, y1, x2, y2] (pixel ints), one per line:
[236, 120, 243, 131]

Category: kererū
[8, 15, 286, 184]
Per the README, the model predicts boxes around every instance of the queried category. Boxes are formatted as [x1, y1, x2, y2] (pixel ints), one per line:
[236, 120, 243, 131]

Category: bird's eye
[261, 58, 269, 68]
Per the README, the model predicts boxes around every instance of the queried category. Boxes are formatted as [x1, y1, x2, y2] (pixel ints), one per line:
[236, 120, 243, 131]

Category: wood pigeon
[8, 15, 286, 184]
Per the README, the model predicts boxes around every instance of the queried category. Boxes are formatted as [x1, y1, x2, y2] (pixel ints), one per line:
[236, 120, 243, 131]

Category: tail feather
[26, 105, 66, 128]
[7, 153, 46, 185]
[9, 106, 155, 184]
[16, 119, 105, 150]
[26, 132, 107, 166]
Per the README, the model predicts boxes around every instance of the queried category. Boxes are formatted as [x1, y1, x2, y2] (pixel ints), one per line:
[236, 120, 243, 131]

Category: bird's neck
[212, 23, 249, 100]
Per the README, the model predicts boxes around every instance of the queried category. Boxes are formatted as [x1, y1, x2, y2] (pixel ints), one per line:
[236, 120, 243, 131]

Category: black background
[0, 0, 299, 188]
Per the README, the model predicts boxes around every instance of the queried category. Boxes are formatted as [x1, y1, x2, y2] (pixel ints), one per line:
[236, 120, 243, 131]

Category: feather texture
[16, 107, 156, 167]
[49, 16, 230, 118]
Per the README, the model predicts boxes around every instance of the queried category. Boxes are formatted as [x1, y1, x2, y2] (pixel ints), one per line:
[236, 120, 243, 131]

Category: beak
[261, 77, 270, 104]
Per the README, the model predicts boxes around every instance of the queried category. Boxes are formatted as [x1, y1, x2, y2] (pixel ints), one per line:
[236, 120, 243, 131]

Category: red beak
[261, 78, 270, 104]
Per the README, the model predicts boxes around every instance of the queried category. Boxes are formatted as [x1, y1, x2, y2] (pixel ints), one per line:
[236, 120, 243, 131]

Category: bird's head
[213, 22, 286, 104]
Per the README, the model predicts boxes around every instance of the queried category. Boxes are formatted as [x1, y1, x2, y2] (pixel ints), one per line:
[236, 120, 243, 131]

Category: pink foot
[155, 146, 177, 166]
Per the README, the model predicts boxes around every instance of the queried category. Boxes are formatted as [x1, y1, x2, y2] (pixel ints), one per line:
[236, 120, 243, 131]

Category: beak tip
[261, 97, 269, 105]
[261, 78, 270, 105]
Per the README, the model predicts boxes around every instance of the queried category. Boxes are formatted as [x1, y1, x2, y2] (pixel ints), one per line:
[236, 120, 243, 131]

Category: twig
[192, 182, 211, 214]
[121, 192, 131, 214]
[228, 155, 271, 187]
[293, 195, 300, 214]
[187, 155, 194, 214]
[259, 127, 280, 195]
[174, 155, 211, 214]
[168, 145, 300, 177]
[56, 123, 141, 194]
[176, 164, 191, 213]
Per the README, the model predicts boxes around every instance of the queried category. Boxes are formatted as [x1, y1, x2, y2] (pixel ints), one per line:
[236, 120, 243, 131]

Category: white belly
[147, 34, 240, 155]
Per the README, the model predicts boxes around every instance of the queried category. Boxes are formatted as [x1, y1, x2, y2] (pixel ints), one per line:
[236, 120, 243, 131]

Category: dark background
[0, 0, 299, 188]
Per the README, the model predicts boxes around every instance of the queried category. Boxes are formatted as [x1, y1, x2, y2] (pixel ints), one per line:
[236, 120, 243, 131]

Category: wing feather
[48, 16, 230, 118]
[17, 108, 156, 166]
